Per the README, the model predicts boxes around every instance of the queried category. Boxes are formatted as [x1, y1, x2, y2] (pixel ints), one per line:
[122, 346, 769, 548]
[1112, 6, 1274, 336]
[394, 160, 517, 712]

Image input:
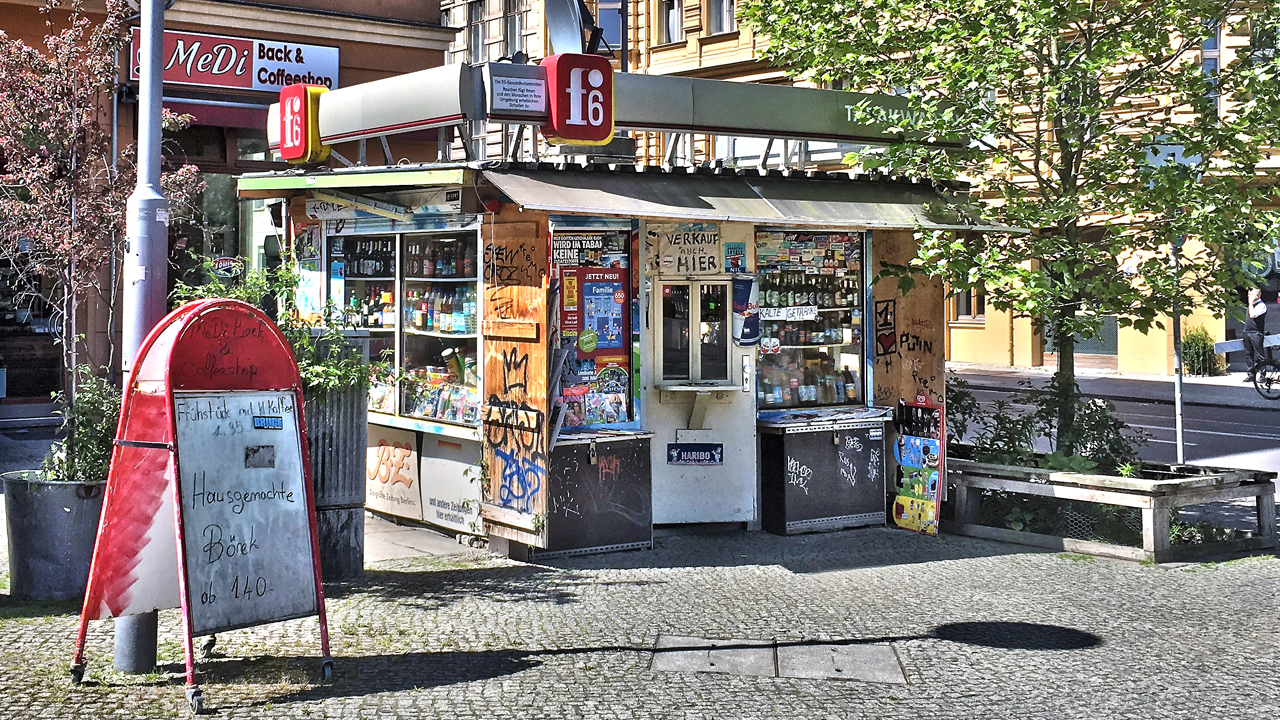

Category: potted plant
[3, 367, 119, 601]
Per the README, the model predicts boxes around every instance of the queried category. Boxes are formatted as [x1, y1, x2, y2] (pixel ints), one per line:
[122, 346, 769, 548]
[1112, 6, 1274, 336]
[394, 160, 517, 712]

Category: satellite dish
[545, 0, 585, 55]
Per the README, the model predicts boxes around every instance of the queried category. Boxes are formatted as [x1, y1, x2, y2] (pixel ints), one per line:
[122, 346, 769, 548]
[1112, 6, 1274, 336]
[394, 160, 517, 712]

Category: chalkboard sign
[174, 391, 319, 636]
[760, 421, 886, 534]
[544, 437, 652, 554]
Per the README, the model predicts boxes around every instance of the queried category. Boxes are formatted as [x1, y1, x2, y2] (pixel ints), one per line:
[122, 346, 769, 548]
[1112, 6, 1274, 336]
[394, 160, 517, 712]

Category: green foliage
[943, 371, 980, 441]
[952, 375, 1145, 473]
[170, 255, 373, 397]
[40, 366, 121, 484]
[744, 0, 1280, 452]
[1169, 515, 1235, 545]
[1182, 325, 1225, 376]
[1041, 451, 1098, 474]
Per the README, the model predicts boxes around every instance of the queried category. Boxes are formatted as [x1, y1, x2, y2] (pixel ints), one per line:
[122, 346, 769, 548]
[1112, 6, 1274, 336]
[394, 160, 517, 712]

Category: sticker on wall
[891, 399, 944, 537]
[667, 443, 724, 465]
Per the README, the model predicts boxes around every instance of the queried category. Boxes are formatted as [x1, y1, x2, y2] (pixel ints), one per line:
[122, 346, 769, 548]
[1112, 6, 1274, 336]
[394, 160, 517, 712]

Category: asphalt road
[970, 387, 1280, 472]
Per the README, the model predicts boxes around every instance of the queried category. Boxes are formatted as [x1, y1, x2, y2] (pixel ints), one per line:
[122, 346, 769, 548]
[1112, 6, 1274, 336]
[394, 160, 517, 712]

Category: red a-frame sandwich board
[70, 299, 332, 713]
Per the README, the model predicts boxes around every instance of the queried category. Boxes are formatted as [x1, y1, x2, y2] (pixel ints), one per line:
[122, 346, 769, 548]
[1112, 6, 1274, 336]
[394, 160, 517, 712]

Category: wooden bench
[946, 458, 1277, 563]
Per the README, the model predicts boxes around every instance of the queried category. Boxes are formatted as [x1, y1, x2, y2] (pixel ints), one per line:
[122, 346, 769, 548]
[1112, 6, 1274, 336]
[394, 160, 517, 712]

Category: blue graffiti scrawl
[494, 445, 545, 513]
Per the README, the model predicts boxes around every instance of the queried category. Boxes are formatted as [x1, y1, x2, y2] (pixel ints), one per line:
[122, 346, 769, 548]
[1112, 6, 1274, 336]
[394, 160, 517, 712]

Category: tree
[743, 0, 1280, 452]
[0, 0, 202, 391]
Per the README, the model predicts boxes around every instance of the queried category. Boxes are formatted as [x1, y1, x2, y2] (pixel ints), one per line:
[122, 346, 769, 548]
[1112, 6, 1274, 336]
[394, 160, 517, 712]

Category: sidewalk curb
[963, 382, 1279, 411]
[0, 417, 59, 430]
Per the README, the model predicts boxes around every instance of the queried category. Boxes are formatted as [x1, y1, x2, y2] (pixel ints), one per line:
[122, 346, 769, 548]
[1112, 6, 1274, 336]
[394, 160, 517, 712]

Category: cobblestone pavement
[0, 527, 1277, 719]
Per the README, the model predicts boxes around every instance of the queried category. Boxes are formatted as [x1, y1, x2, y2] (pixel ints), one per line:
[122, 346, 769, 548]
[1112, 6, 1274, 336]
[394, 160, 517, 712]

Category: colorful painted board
[891, 397, 943, 536]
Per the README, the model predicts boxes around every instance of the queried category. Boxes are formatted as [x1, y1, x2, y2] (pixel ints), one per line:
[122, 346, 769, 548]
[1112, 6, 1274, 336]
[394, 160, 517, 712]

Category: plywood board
[481, 207, 551, 546]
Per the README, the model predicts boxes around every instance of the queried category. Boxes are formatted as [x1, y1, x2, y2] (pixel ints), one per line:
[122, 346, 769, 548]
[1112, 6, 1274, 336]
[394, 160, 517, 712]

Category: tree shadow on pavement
[240, 621, 1100, 708]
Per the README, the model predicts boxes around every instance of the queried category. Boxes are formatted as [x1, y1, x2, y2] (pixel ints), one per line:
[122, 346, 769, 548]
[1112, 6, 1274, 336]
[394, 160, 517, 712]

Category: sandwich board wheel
[186, 686, 204, 714]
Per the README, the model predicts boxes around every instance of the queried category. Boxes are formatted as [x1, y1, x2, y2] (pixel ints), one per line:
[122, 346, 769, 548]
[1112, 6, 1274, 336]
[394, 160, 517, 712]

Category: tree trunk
[1053, 324, 1077, 455]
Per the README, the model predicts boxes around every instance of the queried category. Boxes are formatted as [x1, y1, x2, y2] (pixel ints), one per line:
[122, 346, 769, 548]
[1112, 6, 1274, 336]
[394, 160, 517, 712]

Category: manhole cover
[651, 635, 775, 677]
[776, 642, 906, 684]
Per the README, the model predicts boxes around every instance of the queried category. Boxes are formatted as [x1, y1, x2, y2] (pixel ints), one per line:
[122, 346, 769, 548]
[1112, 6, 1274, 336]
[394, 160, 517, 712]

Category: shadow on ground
[542, 526, 1045, 575]
[328, 562, 665, 611]
[243, 621, 1101, 708]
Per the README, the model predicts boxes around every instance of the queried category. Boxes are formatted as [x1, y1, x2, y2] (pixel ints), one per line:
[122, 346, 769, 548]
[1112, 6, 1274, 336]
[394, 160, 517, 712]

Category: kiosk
[239, 55, 1011, 555]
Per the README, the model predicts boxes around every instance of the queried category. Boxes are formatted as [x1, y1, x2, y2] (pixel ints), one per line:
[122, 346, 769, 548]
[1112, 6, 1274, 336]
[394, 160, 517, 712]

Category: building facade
[0, 0, 455, 397]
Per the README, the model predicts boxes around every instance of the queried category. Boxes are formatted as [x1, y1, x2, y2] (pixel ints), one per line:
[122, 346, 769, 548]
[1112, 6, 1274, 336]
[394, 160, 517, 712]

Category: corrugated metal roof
[481, 165, 1018, 232]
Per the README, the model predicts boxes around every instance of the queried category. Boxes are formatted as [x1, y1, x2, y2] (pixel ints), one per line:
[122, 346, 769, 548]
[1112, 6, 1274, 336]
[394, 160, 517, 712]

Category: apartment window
[707, 0, 735, 35]
[954, 287, 986, 321]
[503, 0, 523, 56]
[1202, 21, 1220, 115]
[1253, 17, 1278, 65]
[467, 1, 485, 64]
[659, 281, 730, 384]
[659, 0, 682, 44]
[597, 0, 622, 49]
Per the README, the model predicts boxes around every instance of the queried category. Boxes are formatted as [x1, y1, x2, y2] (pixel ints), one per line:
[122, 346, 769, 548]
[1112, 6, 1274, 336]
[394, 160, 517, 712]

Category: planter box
[3, 471, 104, 601]
[946, 458, 1277, 563]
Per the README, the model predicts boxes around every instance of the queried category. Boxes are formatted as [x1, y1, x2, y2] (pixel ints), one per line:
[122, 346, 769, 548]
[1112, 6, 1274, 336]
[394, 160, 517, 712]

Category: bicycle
[1250, 351, 1280, 400]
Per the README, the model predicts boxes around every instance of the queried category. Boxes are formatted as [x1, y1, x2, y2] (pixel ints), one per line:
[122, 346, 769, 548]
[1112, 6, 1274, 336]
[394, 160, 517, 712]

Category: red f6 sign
[540, 54, 615, 146]
[279, 84, 330, 163]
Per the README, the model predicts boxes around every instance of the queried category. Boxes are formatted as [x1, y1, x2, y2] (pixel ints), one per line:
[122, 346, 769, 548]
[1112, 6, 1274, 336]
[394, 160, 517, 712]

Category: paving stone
[0, 525, 1277, 718]
[775, 642, 906, 684]
[650, 635, 776, 677]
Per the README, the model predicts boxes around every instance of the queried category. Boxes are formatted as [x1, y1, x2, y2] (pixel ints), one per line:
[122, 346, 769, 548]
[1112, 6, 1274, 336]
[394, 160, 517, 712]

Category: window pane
[662, 284, 690, 380]
[598, 0, 622, 48]
[700, 284, 728, 381]
[662, 0, 682, 43]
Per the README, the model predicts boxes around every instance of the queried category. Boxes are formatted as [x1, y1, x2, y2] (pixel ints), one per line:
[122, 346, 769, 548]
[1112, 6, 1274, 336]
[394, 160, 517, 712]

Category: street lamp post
[115, 0, 168, 674]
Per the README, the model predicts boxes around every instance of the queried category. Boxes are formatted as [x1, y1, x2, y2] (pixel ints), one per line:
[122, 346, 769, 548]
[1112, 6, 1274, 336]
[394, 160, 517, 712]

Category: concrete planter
[3, 471, 104, 601]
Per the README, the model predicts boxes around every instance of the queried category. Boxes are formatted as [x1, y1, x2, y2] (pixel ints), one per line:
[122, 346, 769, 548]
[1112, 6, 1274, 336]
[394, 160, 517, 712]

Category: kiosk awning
[481, 168, 1017, 232]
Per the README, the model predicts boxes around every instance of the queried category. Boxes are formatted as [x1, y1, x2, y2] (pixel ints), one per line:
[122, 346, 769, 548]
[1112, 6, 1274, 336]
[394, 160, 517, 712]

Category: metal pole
[116, 0, 168, 674]
[1172, 237, 1186, 465]
[1173, 302, 1186, 464]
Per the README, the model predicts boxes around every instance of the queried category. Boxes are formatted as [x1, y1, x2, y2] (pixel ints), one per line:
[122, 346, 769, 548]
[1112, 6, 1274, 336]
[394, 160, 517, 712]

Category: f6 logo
[540, 53, 614, 146]
[278, 84, 330, 163]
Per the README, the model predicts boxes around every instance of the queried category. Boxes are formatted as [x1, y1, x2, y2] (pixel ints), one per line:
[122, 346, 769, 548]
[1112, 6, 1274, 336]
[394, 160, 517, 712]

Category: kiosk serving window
[658, 280, 731, 384]
[322, 222, 483, 432]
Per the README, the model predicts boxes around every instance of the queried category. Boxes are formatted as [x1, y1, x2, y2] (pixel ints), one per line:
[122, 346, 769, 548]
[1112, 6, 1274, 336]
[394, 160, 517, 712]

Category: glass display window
[754, 229, 867, 409]
[399, 232, 482, 427]
[551, 226, 636, 428]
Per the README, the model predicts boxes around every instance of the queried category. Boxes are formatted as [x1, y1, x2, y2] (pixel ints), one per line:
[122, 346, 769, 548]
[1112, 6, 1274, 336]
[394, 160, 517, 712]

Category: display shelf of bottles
[403, 234, 477, 279]
[777, 343, 846, 349]
[347, 276, 395, 282]
[757, 272, 862, 310]
[403, 277, 478, 283]
[405, 329, 478, 339]
[402, 285, 479, 336]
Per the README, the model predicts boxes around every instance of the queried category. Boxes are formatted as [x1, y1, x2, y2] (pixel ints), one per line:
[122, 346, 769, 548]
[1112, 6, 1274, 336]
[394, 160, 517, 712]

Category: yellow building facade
[438, 1, 1274, 375]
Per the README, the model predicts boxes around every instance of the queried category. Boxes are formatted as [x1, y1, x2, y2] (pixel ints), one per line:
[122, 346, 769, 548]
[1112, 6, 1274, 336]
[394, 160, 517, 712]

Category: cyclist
[1244, 287, 1268, 382]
